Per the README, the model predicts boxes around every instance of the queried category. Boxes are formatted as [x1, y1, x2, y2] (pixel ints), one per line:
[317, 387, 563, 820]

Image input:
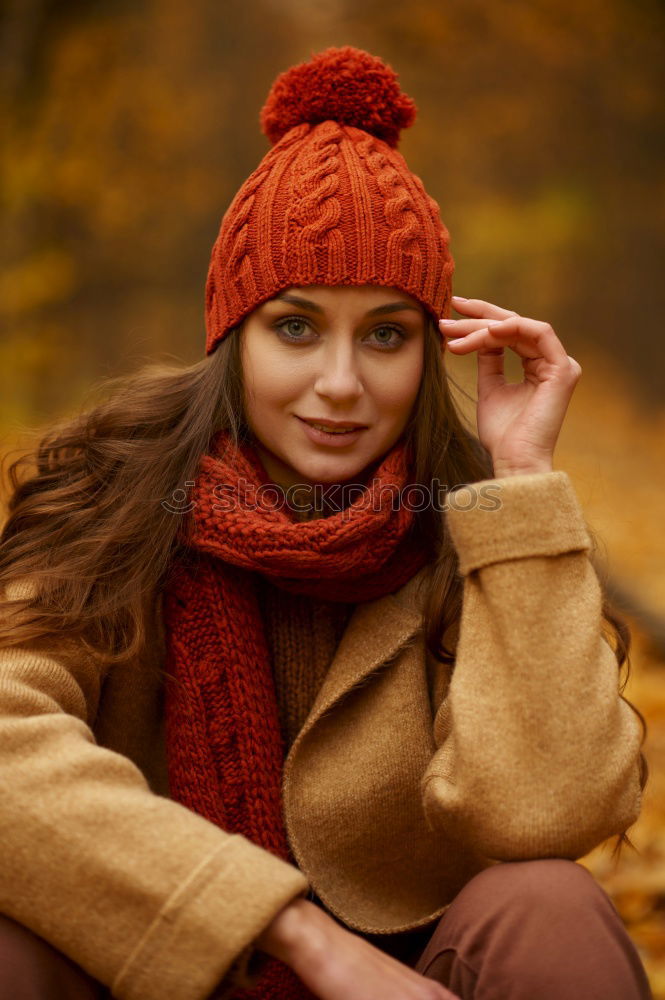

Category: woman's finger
[440, 318, 507, 335]
[443, 316, 570, 367]
[476, 346, 507, 391]
[450, 296, 519, 320]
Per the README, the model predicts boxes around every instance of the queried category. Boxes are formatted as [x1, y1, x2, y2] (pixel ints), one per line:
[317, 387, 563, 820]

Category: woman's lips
[296, 416, 367, 447]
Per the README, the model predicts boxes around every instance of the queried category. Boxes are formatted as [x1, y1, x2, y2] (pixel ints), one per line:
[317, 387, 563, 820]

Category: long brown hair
[0, 315, 647, 847]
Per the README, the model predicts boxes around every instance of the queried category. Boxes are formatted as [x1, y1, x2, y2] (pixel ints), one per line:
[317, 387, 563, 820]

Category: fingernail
[439, 318, 456, 325]
[451, 295, 468, 301]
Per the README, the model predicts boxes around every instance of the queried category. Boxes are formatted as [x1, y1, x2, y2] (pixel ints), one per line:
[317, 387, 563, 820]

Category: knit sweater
[257, 577, 354, 752]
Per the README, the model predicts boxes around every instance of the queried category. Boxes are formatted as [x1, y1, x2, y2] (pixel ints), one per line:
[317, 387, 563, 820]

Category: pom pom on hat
[260, 45, 417, 149]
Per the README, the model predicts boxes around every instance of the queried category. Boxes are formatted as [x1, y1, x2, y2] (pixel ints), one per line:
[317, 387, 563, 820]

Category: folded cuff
[446, 470, 591, 576]
[114, 834, 309, 1000]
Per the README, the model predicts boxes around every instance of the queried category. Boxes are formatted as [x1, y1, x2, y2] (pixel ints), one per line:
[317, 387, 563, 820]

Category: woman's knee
[453, 858, 607, 919]
[474, 858, 605, 906]
[417, 860, 651, 998]
[423, 858, 626, 959]
[0, 912, 104, 1000]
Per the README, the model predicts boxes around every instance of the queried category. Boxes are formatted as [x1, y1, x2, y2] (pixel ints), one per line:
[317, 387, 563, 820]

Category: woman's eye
[274, 317, 312, 340]
[369, 325, 405, 349]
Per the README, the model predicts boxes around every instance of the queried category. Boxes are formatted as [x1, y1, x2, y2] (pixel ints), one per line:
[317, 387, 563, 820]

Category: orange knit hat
[204, 46, 454, 355]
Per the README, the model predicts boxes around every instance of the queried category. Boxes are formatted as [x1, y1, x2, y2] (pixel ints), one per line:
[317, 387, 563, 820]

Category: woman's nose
[313, 346, 364, 401]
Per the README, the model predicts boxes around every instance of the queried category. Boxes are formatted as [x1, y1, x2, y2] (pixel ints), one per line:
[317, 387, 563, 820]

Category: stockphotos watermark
[161, 478, 503, 519]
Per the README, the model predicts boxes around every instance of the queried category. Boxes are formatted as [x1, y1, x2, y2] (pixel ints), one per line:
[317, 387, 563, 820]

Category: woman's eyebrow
[272, 292, 421, 316]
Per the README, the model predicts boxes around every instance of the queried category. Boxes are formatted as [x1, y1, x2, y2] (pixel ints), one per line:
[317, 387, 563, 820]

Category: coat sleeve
[0, 579, 308, 1000]
[421, 470, 644, 861]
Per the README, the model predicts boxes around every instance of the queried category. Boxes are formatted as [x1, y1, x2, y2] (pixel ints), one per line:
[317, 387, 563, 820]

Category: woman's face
[241, 284, 426, 490]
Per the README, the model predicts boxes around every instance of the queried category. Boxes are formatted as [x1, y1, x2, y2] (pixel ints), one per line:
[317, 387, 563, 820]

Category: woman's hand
[255, 897, 457, 1000]
[439, 296, 582, 478]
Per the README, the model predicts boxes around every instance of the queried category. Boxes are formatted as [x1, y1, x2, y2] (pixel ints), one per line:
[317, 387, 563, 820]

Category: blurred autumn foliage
[1, 0, 664, 991]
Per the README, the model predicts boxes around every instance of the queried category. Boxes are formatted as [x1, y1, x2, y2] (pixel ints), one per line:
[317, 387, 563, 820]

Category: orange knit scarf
[162, 430, 430, 999]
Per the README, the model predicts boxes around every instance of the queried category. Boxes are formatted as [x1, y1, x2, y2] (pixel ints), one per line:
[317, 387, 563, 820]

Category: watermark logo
[160, 481, 197, 514]
[161, 478, 503, 518]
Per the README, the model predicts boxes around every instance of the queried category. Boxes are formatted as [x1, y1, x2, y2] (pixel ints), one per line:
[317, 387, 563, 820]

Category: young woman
[0, 46, 651, 1000]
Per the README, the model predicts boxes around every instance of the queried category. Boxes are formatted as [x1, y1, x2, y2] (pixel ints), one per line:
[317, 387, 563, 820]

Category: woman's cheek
[245, 355, 299, 419]
[373, 362, 421, 422]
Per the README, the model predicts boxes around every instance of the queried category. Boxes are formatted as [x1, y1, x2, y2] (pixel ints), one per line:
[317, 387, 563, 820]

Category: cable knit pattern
[401, 165, 454, 305]
[355, 131, 423, 291]
[161, 431, 431, 999]
[206, 125, 307, 342]
[204, 46, 455, 353]
[286, 123, 345, 280]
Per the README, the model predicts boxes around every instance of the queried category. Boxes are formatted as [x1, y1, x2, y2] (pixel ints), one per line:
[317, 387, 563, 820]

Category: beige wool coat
[0, 470, 644, 1000]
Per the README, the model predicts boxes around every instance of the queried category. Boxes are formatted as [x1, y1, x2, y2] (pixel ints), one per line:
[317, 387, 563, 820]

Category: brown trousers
[0, 860, 652, 999]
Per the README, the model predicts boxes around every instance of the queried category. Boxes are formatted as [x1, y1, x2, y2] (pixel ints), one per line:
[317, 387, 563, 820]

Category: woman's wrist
[255, 897, 327, 967]
[492, 457, 553, 478]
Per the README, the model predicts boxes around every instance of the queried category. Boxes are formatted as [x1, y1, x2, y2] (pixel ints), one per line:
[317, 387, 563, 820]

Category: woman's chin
[289, 457, 372, 488]
[253, 431, 396, 490]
